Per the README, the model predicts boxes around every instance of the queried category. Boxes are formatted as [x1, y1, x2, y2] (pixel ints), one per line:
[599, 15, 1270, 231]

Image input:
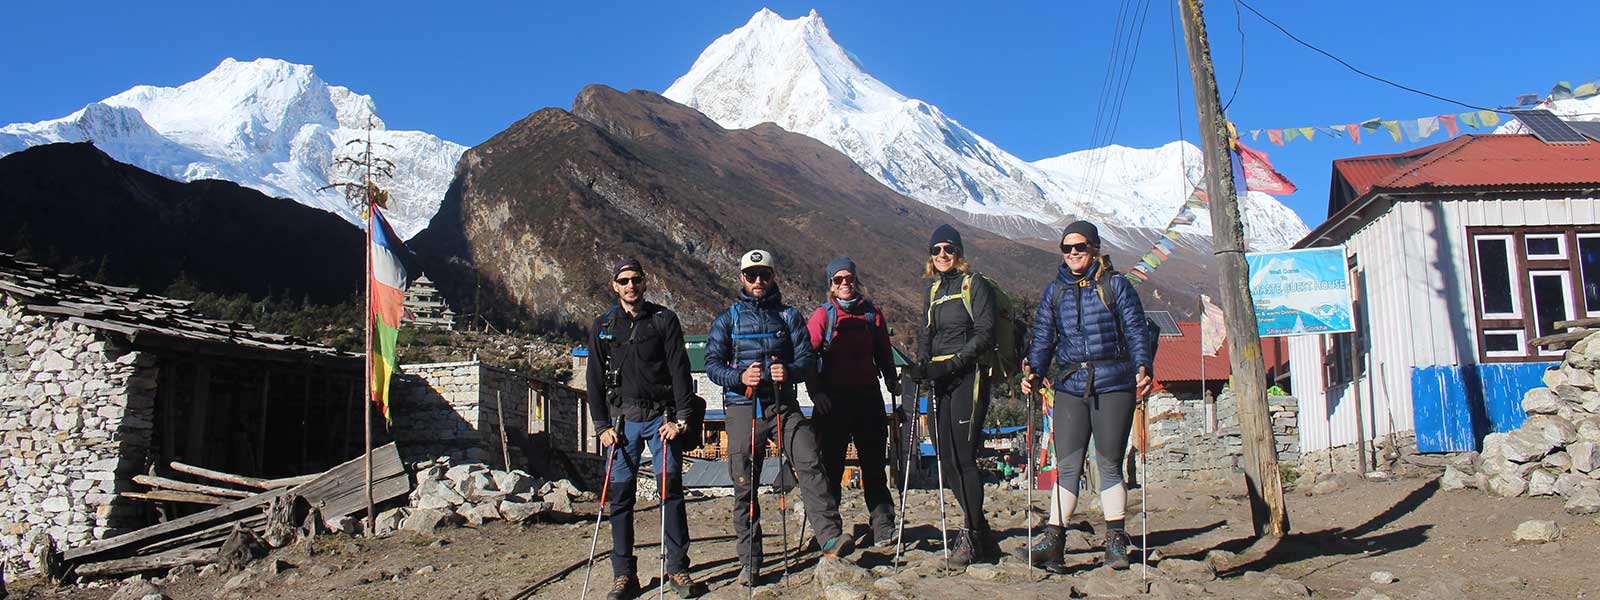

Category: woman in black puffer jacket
[908, 223, 1002, 567]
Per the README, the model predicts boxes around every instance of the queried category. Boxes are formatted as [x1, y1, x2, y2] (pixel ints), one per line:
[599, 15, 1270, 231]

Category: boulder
[964, 563, 1005, 581]
[109, 578, 167, 600]
[1566, 350, 1596, 370]
[1565, 484, 1600, 515]
[400, 508, 459, 535]
[1543, 451, 1572, 472]
[1487, 474, 1528, 498]
[459, 502, 501, 527]
[493, 470, 538, 496]
[1369, 571, 1397, 585]
[413, 479, 465, 510]
[821, 584, 869, 600]
[1522, 388, 1563, 415]
[415, 464, 447, 486]
[444, 463, 487, 485]
[1579, 418, 1600, 443]
[1570, 442, 1600, 473]
[815, 556, 871, 589]
[1528, 469, 1559, 496]
[1543, 367, 1569, 389]
[1563, 366, 1594, 391]
[1501, 428, 1557, 463]
[1439, 466, 1473, 491]
[1580, 391, 1600, 414]
[542, 490, 574, 514]
[1524, 415, 1579, 446]
[1511, 520, 1560, 543]
[1556, 473, 1590, 497]
[454, 472, 502, 502]
[1158, 558, 1217, 582]
[498, 500, 547, 523]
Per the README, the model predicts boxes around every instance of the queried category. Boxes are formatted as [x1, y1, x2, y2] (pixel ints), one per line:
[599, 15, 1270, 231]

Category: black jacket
[585, 302, 695, 425]
[918, 270, 996, 376]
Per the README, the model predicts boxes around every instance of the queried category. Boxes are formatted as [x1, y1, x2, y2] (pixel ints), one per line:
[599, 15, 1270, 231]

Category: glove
[924, 358, 957, 381]
[904, 360, 928, 382]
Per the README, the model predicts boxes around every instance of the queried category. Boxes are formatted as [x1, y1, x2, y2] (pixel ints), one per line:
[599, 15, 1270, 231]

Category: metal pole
[362, 151, 374, 535]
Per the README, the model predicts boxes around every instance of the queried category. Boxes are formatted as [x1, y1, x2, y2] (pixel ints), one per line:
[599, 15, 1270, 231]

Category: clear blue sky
[2, 1, 1594, 229]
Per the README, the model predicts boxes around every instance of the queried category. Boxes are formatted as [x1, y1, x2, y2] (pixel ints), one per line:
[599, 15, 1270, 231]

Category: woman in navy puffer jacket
[1020, 220, 1154, 573]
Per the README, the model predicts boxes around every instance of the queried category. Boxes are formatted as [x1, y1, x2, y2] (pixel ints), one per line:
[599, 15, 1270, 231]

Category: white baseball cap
[740, 249, 775, 271]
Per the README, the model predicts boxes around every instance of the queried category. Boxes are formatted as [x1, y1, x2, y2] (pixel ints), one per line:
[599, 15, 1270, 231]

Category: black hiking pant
[813, 386, 895, 535]
[930, 365, 991, 531]
[726, 400, 843, 571]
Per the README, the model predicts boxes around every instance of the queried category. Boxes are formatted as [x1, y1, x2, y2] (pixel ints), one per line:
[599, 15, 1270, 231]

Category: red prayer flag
[1234, 140, 1297, 195]
[1267, 129, 1284, 146]
[1345, 124, 1361, 144]
[1440, 114, 1459, 138]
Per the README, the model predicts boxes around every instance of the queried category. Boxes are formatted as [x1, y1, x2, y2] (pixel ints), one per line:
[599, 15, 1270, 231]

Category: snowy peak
[665, 9, 1310, 249]
[0, 58, 462, 238]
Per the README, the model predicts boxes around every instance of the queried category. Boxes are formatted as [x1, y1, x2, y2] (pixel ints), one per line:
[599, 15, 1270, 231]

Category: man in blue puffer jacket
[1019, 220, 1154, 572]
[705, 249, 852, 588]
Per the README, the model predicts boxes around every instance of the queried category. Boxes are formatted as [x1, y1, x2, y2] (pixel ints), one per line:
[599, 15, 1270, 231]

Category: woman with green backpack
[905, 224, 1003, 567]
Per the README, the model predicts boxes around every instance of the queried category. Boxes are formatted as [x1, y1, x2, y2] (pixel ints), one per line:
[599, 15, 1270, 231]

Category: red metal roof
[1151, 321, 1289, 384]
[1334, 134, 1600, 198]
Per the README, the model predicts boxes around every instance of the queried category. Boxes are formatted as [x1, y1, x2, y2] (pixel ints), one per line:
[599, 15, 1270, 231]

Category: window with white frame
[1471, 227, 1600, 362]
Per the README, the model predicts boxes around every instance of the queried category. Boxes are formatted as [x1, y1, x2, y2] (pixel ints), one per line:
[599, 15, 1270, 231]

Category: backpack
[1048, 256, 1162, 362]
[599, 306, 708, 449]
[818, 300, 879, 375]
[927, 272, 1026, 380]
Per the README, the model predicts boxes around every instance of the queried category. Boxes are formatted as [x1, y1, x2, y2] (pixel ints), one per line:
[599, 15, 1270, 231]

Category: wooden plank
[72, 549, 216, 579]
[1530, 329, 1593, 349]
[121, 491, 229, 506]
[136, 515, 266, 557]
[262, 474, 319, 489]
[1554, 317, 1600, 331]
[169, 462, 272, 490]
[61, 487, 289, 562]
[134, 475, 253, 499]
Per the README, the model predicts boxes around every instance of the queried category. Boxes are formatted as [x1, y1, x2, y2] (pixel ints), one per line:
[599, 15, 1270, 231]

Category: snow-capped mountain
[0, 58, 464, 239]
[664, 9, 1310, 250]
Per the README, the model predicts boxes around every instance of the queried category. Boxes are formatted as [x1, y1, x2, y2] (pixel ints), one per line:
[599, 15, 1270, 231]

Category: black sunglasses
[1061, 242, 1095, 254]
[742, 269, 774, 283]
[832, 275, 856, 285]
[929, 244, 958, 257]
[614, 275, 645, 286]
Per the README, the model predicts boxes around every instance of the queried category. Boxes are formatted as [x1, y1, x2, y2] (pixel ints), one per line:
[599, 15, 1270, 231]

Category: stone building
[403, 274, 455, 331]
[0, 254, 364, 576]
[394, 360, 605, 485]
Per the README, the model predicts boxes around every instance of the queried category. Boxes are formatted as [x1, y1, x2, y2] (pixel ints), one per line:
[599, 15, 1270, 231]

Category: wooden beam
[133, 475, 252, 499]
[120, 491, 229, 506]
[1530, 328, 1593, 349]
[1180, 0, 1287, 537]
[169, 462, 270, 490]
[1554, 317, 1600, 331]
[71, 549, 217, 579]
[62, 487, 289, 562]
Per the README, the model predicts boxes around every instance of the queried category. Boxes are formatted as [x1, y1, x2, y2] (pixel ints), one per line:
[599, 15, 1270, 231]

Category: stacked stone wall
[1141, 390, 1300, 485]
[0, 296, 158, 576]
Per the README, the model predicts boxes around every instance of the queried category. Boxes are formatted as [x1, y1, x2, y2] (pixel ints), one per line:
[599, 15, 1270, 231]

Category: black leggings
[1053, 390, 1137, 493]
[931, 366, 990, 531]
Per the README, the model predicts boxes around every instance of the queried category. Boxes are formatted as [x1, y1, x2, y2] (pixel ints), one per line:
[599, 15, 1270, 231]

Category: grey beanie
[825, 256, 857, 283]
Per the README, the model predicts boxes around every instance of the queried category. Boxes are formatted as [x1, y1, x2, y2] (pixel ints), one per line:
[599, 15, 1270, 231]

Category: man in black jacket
[586, 258, 699, 600]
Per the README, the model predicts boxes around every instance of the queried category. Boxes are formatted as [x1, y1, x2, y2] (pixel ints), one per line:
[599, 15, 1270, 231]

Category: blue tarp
[983, 425, 1025, 436]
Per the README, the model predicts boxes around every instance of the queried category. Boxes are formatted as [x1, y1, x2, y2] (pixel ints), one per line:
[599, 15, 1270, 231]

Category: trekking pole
[932, 389, 949, 572]
[892, 381, 918, 572]
[581, 417, 623, 600]
[1022, 371, 1035, 582]
[658, 424, 669, 600]
[771, 357, 790, 587]
[748, 392, 761, 600]
[1138, 384, 1150, 580]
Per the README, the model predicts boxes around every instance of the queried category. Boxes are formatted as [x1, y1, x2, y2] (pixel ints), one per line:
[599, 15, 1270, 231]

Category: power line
[1220, 0, 1245, 113]
[1234, 0, 1505, 114]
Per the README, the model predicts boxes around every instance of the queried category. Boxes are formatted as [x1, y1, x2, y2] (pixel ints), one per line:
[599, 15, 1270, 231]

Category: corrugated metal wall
[1290, 195, 1598, 453]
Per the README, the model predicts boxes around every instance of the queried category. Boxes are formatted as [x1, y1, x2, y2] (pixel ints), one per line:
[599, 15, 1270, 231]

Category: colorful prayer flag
[1417, 117, 1440, 139]
[1399, 119, 1420, 142]
[1297, 127, 1315, 141]
[1479, 110, 1501, 127]
[1284, 128, 1301, 143]
[1267, 129, 1284, 146]
[369, 202, 410, 423]
[1460, 111, 1481, 128]
[1345, 124, 1362, 144]
[1200, 295, 1226, 357]
[1382, 120, 1402, 142]
[1439, 114, 1459, 138]
[1234, 140, 1297, 195]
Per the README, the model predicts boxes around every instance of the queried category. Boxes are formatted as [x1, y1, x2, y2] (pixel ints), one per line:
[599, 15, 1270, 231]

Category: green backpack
[926, 272, 1026, 380]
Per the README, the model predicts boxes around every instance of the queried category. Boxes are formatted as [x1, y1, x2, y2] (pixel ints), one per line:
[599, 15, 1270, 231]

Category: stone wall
[0, 296, 159, 576]
[1141, 390, 1300, 485]
[394, 361, 604, 487]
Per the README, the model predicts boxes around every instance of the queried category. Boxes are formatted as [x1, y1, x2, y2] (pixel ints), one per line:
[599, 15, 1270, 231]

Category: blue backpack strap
[823, 302, 839, 350]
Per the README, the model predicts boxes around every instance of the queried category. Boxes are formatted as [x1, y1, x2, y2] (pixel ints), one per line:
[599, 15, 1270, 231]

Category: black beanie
[1061, 220, 1101, 248]
[930, 224, 963, 255]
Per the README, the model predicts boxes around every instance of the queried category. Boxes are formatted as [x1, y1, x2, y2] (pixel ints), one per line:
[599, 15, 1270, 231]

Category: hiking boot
[820, 533, 856, 559]
[1020, 524, 1065, 570]
[737, 564, 759, 587]
[665, 571, 698, 598]
[974, 528, 1002, 563]
[946, 529, 976, 568]
[872, 523, 899, 548]
[606, 575, 640, 600]
[1103, 530, 1132, 570]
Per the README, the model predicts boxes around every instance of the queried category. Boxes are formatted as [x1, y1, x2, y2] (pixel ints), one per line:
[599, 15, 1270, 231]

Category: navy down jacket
[705, 286, 815, 408]
[1026, 261, 1153, 396]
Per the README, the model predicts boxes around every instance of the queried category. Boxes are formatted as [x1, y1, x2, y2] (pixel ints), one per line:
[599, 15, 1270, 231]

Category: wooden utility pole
[1178, 0, 1288, 537]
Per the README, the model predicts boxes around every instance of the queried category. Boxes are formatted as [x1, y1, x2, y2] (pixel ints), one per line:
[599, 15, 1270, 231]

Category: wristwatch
[673, 420, 689, 432]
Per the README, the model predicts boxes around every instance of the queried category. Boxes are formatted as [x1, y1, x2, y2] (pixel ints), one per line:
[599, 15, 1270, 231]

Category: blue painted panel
[1411, 366, 1488, 452]
[1476, 362, 1557, 433]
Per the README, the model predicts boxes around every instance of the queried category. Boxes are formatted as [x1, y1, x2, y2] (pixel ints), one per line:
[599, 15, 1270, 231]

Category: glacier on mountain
[664, 9, 1310, 250]
[0, 58, 464, 239]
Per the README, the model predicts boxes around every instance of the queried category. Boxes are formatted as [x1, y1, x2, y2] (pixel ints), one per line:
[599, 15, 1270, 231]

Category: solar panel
[1145, 310, 1183, 337]
[1511, 109, 1591, 144]
[1567, 121, 1600, 143]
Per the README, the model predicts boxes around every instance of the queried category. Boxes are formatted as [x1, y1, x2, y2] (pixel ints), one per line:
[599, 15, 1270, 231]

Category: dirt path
[10, 473, 1598, 599]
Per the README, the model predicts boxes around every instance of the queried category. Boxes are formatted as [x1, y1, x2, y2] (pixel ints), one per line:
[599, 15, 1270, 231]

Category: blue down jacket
[705, 286, 815, 408]
[1026, 261, 1153, 396]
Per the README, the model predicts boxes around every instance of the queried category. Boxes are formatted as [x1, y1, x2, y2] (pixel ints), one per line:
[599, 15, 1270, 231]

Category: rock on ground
[1512, 519, 1561, 542]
